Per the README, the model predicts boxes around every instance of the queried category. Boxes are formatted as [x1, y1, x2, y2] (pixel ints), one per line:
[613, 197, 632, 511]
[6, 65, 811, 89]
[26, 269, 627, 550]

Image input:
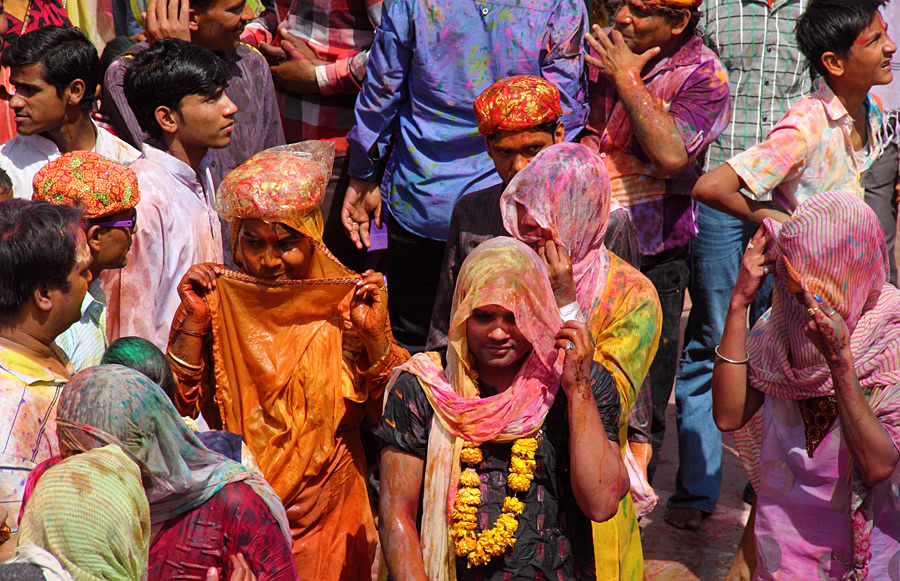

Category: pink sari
[738, 192, 900, 580]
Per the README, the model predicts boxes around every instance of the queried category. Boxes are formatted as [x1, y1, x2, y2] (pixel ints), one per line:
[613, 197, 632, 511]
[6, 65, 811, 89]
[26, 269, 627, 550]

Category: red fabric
[32, 151, 140, 218]
[473, 75, 563, 136]
[149, 482, 299, 581]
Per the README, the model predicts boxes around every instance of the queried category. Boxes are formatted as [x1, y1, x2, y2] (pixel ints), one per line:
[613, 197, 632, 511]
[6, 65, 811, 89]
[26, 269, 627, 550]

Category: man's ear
[670, 9, 691, 37]
[188, 8, 200, 32]
[86, 224, 103, 253]
[553, 121, 565, 144]
[63, 79, 87, 108]
[821, 52, 846, 78]
[33, 285, 54, 313]
[154, 105, 180, 136]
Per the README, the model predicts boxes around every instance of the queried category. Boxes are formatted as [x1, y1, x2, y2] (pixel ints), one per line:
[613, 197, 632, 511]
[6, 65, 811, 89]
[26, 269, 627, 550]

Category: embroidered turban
[473, 75, 563, 136]
[32, 151, 140, 219]
[217, 140, 336, 242]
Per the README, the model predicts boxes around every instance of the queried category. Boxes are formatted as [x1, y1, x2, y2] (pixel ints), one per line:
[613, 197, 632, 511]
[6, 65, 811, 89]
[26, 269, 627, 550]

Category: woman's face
[239, 219, 313, 280]
[466, 304, 532, 370]
[515, 202, 553, 244]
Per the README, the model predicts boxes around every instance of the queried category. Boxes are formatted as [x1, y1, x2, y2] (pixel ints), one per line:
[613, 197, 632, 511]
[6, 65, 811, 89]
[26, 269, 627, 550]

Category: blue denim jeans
[667, 204, 772, 513]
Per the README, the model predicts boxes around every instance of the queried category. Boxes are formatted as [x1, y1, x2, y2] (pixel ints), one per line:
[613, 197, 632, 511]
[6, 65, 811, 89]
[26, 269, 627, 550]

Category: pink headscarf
[747, 191, 900, 398]
[384, 237, 563, 580]
[740, 192, 900, 579]
[500, 142, 614, 317]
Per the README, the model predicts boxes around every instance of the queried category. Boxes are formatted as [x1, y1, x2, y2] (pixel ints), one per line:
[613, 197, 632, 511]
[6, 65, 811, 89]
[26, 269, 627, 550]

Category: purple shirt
[580, 36, 731, 258]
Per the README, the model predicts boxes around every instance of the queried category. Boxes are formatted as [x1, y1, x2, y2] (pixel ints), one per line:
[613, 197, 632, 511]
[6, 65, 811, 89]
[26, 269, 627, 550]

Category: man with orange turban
[32, 151, 140, 370]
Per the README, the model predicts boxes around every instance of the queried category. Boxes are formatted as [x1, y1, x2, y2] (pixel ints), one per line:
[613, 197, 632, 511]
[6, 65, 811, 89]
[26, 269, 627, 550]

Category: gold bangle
[167, 349, 203, 372]
[363, 346, 391, 375]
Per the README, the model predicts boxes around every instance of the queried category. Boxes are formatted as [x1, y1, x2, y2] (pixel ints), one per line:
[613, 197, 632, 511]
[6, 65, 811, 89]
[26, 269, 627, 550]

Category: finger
[359, 220, 371, 249]
[281, 39, 310, 63]
[638, 45, 662, 64]
[348, 222, 362, 249]
[206, 567, 219, 581]
[585, 53, 604, 70]
[584, 32, 604, 55]
[179, 0, 189, 23]
[610, 29, 628, 49]
[373, 196, 383, 229]
[280, 31, 318, 60]
[593, 25, 614, 49]
[164, 0, 176, 26]
[544, 240, 560, 265]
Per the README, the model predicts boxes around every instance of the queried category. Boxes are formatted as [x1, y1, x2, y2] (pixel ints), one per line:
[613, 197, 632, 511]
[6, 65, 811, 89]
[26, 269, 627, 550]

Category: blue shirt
[347, 0, 588, 241]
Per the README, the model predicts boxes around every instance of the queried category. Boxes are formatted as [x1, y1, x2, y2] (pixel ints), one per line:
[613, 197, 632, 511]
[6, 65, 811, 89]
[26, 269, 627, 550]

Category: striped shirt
[699, 0, 812, 192]
[54, 279, 108, 373]
[242, 0, 382, 154]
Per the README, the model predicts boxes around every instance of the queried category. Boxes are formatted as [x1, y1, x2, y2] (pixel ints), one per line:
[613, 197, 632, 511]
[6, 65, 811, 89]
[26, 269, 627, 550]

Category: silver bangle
[715, 344, 749, 365]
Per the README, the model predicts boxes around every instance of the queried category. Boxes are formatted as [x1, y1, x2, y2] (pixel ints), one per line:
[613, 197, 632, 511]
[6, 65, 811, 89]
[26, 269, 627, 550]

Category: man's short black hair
[487, 120, 561, 143]
[796, 0, 888, 79]
[124, 38, 231, 140]
[648, 5, 701, 37]
[0, 199, 83, 319]
[1, 26, 100, 114]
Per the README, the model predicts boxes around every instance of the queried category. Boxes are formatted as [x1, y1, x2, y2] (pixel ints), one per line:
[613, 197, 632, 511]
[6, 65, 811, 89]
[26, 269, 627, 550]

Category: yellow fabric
[588, 253, 661, 580]
[17, 445, 150, 581]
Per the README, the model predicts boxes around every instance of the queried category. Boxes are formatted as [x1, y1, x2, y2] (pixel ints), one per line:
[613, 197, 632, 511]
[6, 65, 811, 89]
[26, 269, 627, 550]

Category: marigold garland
[450, 437, 537, 567]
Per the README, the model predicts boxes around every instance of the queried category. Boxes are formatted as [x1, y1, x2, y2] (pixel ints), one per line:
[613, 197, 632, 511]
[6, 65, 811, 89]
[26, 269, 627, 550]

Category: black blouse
[376, 361, 620, 580]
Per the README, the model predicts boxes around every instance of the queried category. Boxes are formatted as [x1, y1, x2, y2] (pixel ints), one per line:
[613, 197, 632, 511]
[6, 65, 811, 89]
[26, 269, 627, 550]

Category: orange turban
[474, 75, 563, 136]
[32, 151, 140, 219]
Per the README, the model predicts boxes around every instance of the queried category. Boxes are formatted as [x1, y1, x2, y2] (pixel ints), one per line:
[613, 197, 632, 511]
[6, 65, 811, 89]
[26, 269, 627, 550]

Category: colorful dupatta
[17, 445, 149, 581]
[740, 192, 900, 579]
[54, 365, 291, 543]
[385, 237, 563, 580]
[499, 142, 661, 578]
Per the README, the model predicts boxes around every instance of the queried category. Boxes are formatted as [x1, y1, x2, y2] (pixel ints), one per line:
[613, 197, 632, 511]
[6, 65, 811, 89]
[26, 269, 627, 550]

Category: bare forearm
[567, 387, 628, 522]
[831, 357, 900, 485]
[712, 302, 764, 431]
[615, 71, 688, 173]
[380, 449, 427, 581]
[693, 164, 788, 225]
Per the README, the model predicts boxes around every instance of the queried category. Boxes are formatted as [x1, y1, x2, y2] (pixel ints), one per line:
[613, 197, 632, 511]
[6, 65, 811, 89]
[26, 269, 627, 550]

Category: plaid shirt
[699, 0, 812, 188]
[426, 184, 641, 350]
[243, 0, 381, 153]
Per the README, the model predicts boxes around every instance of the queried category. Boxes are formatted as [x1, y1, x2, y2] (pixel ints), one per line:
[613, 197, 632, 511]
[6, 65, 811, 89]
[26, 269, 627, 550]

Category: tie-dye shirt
[580, 35, 732, 257]
[727, 79, 884, 212]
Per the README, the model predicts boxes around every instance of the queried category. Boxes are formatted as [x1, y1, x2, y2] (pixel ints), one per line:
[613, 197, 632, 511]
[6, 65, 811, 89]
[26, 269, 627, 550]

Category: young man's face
[844, 12, 896, 89]
[466, 305, 532, 370]
[485, 123, 564, 185]
[9, 63, 67, 136]
[192, 0, 253, 52]
[175, 86, 237, 150]
[614, 0, 683, 56]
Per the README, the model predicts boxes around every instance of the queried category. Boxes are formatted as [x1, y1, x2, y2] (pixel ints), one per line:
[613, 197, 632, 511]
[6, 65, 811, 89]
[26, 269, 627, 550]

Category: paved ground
[638, 297, 750, 581]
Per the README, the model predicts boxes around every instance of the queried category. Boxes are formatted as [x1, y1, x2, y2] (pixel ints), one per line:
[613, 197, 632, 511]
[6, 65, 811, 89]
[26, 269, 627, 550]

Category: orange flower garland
[450, 437, 538, 567]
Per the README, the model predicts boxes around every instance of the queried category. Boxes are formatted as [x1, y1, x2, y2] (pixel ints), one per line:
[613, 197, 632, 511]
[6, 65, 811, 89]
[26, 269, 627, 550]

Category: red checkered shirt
[243, 0, 381, 155]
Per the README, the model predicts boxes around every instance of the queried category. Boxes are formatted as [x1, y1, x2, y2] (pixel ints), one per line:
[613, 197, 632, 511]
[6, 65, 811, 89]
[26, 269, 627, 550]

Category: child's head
[797, 0, 895, 87]
[124, 38, 235, 148]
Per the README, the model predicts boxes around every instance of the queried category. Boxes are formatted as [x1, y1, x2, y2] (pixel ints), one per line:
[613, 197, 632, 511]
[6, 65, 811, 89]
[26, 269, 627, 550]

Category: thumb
[206, 567, 219, 581]
[639, 46, 661, 64]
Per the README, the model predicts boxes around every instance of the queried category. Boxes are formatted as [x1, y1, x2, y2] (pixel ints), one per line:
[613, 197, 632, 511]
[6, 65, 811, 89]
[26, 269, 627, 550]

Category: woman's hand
[351, 270, 389, 342]
[205, 554, 256, 581]
[731, 226, 776, 310]
[803, 292, 852, 366]
[555, 321, 594, 399]
[176, 263, 220, 328]
[538, 240, 577, 307]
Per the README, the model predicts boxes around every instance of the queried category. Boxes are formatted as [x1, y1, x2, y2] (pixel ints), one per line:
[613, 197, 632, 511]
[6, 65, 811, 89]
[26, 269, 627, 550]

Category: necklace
[450, 437, 538, 567]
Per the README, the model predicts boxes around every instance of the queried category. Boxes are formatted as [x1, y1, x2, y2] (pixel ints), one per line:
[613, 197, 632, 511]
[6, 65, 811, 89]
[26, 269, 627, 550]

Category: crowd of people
[0, 0, 898, 579]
